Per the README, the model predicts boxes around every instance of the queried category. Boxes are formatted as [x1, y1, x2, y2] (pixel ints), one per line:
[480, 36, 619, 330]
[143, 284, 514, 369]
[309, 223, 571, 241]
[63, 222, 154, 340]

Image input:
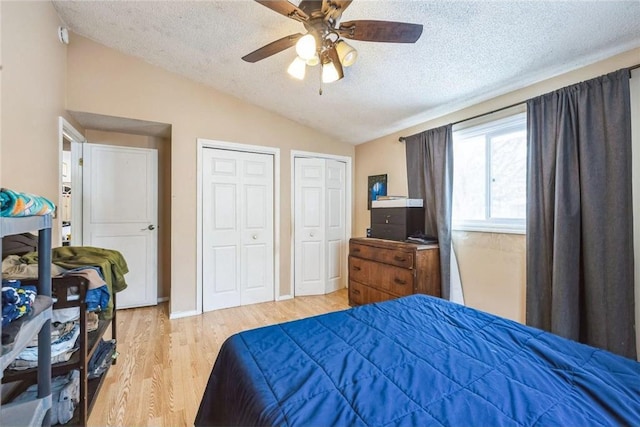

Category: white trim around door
[58, 117, 86, 247]
[289, 150, 352, 299]
[196, 139, 281, 315]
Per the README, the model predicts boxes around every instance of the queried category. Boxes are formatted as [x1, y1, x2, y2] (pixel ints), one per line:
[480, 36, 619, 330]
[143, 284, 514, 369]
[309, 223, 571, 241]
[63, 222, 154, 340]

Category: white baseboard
[157, 297, 169, 303]
[277, 294, 293, 301]
[169, 309, 200, 320]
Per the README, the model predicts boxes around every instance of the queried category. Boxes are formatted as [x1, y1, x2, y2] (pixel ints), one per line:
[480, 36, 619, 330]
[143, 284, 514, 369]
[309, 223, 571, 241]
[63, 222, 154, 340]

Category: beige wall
[0, 1, 77, 242]
[85, 130, 172, 301]
[66, 35, 355, 315]
[356, 48, 640, 323]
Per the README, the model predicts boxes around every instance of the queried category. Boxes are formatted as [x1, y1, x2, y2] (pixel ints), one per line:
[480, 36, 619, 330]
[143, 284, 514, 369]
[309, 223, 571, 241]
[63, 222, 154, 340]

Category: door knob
[141, 224, 155, 231]
[310, 232, 315, 237]
[252, 235, 258, 240]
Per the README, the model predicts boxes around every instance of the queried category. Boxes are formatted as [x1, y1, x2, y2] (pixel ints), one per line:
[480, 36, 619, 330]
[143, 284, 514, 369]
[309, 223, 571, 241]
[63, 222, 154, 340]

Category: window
[452, 112, 527, 233]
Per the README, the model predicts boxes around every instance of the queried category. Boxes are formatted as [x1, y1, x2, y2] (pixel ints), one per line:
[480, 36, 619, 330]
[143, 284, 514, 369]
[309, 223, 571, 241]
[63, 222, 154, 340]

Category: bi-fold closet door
[294, 157, 346, 296]
[202, 148, 274, 311]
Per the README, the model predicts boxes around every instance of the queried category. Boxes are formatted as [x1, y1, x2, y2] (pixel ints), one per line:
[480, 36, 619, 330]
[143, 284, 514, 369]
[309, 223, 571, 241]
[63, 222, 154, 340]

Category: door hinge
[79, 158, 83, 166]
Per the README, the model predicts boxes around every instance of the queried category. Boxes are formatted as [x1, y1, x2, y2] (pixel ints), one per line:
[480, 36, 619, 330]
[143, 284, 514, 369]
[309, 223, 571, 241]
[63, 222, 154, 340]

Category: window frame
[452, 112, 527, 234]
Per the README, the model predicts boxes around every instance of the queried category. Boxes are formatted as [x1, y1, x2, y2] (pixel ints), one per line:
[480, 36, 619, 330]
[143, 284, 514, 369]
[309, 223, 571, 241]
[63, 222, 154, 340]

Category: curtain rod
[399, 62, 640, 143]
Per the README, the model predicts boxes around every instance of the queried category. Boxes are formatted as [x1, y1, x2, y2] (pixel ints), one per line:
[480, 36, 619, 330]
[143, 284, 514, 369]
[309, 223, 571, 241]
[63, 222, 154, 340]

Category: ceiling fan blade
[298, 0, 324, 15]
[242, 33, 304, 63]
[330, 0, 353, 15]
[326, 45, 344, 80]
[322, 0, 353, 21]
[254, 0, 309, 22]
[337, 20, 423, 43]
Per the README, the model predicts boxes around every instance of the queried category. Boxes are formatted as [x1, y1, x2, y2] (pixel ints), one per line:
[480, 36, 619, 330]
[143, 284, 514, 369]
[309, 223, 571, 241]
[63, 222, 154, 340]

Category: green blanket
[22, 246, 128, 319]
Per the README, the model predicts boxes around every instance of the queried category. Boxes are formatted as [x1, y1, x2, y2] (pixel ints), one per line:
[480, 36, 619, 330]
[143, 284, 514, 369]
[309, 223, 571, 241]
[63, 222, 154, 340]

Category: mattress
[195, 294, 640, 426]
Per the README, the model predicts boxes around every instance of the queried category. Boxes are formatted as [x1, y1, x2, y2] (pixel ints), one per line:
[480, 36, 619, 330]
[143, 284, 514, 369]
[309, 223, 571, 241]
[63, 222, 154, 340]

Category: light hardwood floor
[88, 289, 350, 427]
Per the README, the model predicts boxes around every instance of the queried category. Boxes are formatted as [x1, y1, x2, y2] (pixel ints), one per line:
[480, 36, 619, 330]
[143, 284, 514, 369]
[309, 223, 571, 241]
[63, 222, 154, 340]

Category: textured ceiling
[53, 0, 640, 145]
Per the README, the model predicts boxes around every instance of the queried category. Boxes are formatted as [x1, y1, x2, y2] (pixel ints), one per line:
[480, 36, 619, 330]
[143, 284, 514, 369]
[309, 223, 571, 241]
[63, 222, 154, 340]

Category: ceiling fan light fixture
[306, 54, 320, 67]
[322, 60, 340, 84]
[335, 40, 357, 67]
[295, 34, 316, 60]
[287, 56, 306, 80]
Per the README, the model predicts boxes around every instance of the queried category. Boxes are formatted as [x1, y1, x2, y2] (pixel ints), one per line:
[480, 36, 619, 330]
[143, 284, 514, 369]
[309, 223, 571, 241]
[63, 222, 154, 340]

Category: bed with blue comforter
[195, 294, 640, 426]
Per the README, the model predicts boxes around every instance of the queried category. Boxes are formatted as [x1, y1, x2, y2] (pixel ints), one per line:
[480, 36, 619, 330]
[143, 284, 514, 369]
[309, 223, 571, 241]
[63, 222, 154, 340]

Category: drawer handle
[394, 278, 407, 285]
[352, 266, 361, 271]
[352, 289, 361, 295]
[394, 255, 407, 262]
[352, 248, 361, 253]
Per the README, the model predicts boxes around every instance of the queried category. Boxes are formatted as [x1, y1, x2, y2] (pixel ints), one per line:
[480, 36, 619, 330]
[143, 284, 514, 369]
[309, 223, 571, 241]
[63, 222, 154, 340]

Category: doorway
[58, 117, 85, 247]
[59, 113, 172, 308]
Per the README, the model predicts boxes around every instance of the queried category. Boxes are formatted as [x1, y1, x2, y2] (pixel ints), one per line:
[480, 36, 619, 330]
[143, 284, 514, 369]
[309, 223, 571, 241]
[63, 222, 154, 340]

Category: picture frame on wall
[367, 174, 387, 210]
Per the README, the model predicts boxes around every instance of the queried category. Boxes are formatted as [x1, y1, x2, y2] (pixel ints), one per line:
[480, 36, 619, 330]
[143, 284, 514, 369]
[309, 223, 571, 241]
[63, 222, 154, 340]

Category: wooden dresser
[348, 237, 441, 306]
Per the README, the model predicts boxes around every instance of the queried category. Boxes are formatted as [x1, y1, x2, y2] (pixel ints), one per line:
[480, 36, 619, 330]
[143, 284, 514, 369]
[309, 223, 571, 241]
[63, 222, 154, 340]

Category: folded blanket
[2, 254, 68, 279]
[51, 246, 129, 293]
[0, 188, 55, 217]
[15, 323, 80, 362]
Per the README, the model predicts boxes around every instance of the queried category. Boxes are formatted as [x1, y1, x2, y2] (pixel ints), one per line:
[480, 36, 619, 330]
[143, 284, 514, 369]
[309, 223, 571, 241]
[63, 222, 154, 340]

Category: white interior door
[83, 143, 158, 309]
[325, 159, 346, 293]
[69, 139, 83, 246]
[294, 158, 326, 296]
[294, 157, 347, 296]
[202, 148, 274, 311]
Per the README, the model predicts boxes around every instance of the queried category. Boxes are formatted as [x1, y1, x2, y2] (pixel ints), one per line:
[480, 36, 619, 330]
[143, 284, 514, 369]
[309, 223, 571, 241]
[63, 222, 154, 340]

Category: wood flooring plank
[88, 288, 349, 427]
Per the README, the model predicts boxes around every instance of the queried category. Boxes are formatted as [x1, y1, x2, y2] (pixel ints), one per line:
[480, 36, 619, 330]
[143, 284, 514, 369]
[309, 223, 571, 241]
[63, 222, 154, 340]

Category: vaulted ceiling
[53, 1, 640, 144]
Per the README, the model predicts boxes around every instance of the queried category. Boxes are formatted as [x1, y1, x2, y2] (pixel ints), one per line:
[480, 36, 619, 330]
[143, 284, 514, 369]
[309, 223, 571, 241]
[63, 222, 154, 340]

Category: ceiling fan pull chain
[319, 68, 323, 95]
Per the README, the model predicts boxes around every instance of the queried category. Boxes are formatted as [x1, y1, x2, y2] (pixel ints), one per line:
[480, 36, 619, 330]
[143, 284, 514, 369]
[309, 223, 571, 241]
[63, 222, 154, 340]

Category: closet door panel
[203, 148, 274, 311]
[294, 158, 325, 296]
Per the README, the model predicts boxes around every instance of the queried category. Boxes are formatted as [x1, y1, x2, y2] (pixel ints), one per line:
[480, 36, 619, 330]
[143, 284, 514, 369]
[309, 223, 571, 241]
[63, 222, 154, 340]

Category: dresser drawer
[348, 256, 369, 283]
[350, 241, 414, 269]
[348, 241, 370, 258]
[369, 263, 414, 296]
[367, 287, 393, 303]
[349, 280, 367, 305]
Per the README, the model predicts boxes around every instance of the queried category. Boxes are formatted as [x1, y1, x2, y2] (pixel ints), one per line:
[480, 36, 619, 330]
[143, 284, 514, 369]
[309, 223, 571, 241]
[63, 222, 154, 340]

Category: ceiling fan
[242, 0, 423, 86]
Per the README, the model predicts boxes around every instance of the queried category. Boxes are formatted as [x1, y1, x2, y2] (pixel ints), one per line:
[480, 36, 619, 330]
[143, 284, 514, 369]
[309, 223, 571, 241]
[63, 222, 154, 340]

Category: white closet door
[294, 158, 326, 296]
[325, 159, 346, 293]
[294, 157, 347, 296]
[202, 148, 274, 311]
[240, 155, 274, 305]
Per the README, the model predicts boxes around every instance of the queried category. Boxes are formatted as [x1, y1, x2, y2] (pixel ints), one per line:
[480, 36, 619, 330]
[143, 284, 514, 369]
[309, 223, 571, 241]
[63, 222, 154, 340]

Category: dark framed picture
[367, 174, 387, 210]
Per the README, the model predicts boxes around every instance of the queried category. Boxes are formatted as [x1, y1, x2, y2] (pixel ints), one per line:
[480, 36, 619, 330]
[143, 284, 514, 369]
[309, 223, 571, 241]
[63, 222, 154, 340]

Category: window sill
[452, 224, 525, 235]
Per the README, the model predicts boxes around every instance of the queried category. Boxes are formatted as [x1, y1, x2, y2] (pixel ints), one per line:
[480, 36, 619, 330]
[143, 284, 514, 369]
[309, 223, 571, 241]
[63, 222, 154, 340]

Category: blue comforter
[195, 295, 640, 426]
